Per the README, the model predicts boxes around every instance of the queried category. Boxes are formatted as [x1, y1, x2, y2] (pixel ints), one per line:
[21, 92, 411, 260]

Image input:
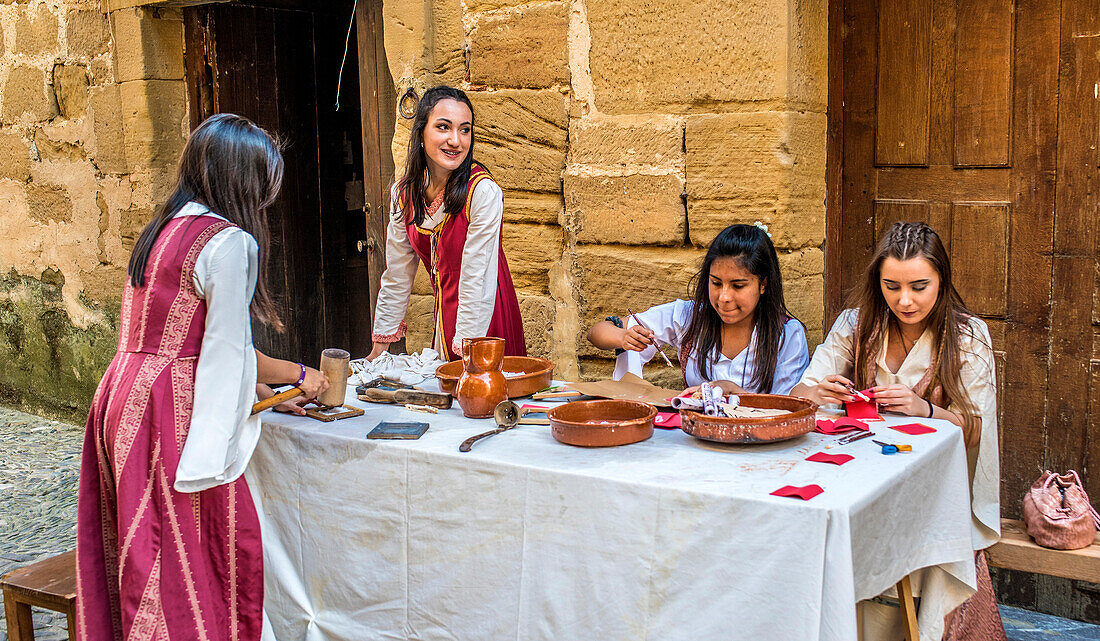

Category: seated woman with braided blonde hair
[791, 221, 1002, 641]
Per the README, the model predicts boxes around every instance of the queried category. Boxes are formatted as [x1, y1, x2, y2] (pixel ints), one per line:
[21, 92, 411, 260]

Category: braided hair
[849, 222, 984, 434]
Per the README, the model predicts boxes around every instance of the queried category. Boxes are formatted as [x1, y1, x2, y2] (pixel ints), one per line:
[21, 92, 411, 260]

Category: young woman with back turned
[588, 223, 809, 394]
[791, 222, 1002, 640]
[76, 113, 329, 641]
[368, 85, 525, 362]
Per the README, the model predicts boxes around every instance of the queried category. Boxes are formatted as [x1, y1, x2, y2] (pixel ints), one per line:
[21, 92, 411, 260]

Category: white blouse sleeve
[769, 319, 810, 394]
[798, 308, 859, 388]
[373, 186, 420, 341]
[612, 300, 691, 380]
[175, 227, 260, 493]
[452, 179, 504, 352]
[952, 317, 1001, 547]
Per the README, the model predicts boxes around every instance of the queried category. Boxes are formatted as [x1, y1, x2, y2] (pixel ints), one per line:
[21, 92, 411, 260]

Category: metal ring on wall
[399, 87, 419, 119]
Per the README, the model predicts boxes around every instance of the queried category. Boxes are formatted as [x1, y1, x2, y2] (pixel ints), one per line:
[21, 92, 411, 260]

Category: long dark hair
[850, 222, 982, 433]
[681, 224, 797, 392]
[396, 86, 478, 226]
[127, 113, 285, 330]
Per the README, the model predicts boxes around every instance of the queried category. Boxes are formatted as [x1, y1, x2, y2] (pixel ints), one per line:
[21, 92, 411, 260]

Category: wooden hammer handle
[251, 387, 303, 415]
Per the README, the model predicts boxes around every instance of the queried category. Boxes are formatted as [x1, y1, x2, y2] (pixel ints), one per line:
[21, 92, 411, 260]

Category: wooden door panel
[950, 202, 1008, 317]
[875, 0, 932, 166]
[953, 0, 1014, 167]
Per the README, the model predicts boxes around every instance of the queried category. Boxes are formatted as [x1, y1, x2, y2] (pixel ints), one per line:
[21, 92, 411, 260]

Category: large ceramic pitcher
[455, 337, 507, 418]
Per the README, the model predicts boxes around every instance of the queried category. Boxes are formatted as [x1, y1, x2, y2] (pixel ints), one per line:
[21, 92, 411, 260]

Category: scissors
[872, 439, 912, 455]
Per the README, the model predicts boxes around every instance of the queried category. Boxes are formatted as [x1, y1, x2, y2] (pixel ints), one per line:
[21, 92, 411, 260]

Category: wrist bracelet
[295, 363, 307, 387]
[926, 398, 934, 418]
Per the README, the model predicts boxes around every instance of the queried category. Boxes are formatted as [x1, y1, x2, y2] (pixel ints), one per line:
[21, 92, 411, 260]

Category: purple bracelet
[295, 363, 307, 387]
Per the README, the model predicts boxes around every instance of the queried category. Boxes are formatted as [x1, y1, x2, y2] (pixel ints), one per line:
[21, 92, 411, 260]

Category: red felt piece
[770, 484, 824, 500]
[806, 452, 854, 466]
[844, 398, 883, 421]
[814, 418, 869, 435]
[889, 422, 936, 435]
[653, 412, 682, 428]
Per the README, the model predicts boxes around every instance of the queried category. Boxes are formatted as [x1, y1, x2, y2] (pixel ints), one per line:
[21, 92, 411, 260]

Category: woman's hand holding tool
[626, 309, 674, 367]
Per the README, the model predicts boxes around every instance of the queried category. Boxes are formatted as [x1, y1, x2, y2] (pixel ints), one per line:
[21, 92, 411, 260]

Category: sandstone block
[54, 64, 89, 119]
[15, 5, 59, 56]
[686, 111, 825, 250]
[119, 207, 152, 251]
[35, 127, 85, 163]
[469, 2, 570, 88]
[88, 84, 127, 174]
[27, 183, 72, 224]
[0, 130, 30, 181]
[65, 10, 109, 57]
[778, 248, 824, 338]
[470, 89, 567, 193]
[518, 293, 554, 359]
[504, 190, 561, 225]
[578, 356, 684, 390]
[90, 56, 113, 85]
[502, 222, 559, 295]
[118, 79, 187, 170]
[586, 0, 827, 113]
[412, 264, 433, 296]
[564, 172, 685, 245]
[382, 0, 464, 86]
[574, 245, 703, 356]
[403, 293, 437, 353]
[568, 115, 683, 169]
[2, 66, 58, 123]
[112, 7, 185, 83]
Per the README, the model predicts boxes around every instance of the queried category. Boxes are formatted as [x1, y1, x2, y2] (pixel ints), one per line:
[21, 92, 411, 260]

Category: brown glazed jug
[455, 337, 507, 418]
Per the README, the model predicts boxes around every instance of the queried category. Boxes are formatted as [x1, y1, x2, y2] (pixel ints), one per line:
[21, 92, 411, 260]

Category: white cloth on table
[372, 180, 504, 354]
[349, 348, 448, 386]
[249, 383, 975, 641]
[800, 308, 1000, 640]
[612, 299, 810, 393]
[172, 202, 262, 494]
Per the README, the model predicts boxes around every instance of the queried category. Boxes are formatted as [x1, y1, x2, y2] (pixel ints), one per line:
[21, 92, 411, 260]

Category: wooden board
[987, 520, 1100, 583]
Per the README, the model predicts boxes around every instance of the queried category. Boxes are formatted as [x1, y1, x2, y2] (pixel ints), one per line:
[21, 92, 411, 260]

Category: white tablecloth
[248, 383, 977, 641]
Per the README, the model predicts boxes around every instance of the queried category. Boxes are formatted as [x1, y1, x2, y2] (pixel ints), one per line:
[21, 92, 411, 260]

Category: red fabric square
[814, 418, 869, 435]
[845, 398, 883, 421]
[889, 423, 936, 435]
[770, 484, 824, 500]
[654, 412, 682, 428]
[806, 452, 854, 466]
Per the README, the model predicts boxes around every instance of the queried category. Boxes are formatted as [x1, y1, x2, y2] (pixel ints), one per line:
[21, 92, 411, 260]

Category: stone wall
[384, 0, 827, 387]
[0, 1, 185, 421]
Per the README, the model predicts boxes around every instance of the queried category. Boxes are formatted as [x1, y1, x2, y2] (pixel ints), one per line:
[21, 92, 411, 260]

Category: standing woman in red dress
[76, 114, 329, 640]
[368, 86, 526, 361]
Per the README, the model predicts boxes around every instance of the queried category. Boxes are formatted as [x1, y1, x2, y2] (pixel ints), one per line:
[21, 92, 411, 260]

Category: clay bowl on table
[679, 394, 817, 444]
[547, 399, 657, 447]
[436, 356, 554, 398]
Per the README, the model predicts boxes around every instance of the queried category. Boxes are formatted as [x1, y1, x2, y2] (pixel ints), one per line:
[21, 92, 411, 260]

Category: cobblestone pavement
[0, 407, 81, 641]
[5, 406, 1100, 640]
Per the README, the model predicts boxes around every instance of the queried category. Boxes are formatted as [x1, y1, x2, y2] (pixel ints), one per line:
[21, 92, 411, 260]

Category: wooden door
[830, 0, 1100, 521]
[183, 0, 380, 362]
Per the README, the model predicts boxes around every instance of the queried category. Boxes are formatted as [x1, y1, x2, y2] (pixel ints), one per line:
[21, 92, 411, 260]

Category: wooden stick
[896, 575, 919, 641]
[252, 387, 303, 415]
[531, 390, 582, 400]
[627, 309, 674, 367]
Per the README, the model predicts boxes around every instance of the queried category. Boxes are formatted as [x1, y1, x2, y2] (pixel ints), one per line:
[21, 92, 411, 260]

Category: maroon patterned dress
[76, 215, 264, 641]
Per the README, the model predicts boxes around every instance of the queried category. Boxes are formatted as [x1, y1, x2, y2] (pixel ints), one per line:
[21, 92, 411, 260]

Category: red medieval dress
[392, 165, 525, 361]
[76, 215, 263, 641]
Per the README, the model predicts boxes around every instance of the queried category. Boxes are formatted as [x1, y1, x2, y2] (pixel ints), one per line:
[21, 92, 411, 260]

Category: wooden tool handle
[252, 387, 303, 415]
[459, 425, 514, 452]
[517, 417, 550, 425]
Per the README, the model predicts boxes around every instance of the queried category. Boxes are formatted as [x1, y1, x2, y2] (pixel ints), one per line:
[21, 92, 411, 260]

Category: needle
[627, 309, 674, 367]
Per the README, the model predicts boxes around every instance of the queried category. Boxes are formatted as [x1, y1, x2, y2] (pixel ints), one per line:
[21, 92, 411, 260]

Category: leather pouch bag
[1022, 470, 1100, 550]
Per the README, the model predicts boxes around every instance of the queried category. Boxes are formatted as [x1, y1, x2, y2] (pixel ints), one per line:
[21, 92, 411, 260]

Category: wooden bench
[1, 550, 76, 641]
[987, 518, 1100, 582]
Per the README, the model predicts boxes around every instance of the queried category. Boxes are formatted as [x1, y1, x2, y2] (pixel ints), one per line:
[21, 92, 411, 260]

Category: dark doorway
[182, 0, 390, 362]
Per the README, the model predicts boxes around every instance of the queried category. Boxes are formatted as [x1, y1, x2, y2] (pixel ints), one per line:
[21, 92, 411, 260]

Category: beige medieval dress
[800, 309, 1002, 641]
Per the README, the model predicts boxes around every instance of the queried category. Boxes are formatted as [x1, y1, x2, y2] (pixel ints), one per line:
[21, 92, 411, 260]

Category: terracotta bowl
[547, 399, 657, 447]
[436, 356, 554, 398]
[679, 394, 818, 444]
